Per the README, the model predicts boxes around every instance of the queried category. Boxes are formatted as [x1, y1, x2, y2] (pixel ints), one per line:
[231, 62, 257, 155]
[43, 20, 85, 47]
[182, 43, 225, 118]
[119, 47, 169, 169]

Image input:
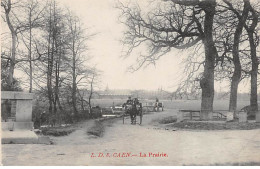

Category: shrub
[158, 116, 177, 124]
[87, 120, 104, 137]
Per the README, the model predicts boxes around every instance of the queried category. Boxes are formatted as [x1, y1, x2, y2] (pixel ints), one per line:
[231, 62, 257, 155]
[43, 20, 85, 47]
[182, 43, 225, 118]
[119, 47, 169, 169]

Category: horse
[123, 98, 142, 124]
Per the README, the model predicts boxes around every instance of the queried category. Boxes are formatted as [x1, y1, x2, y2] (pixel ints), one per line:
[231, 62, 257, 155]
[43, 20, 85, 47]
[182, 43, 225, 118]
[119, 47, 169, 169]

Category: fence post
[177, 110, 184, 122]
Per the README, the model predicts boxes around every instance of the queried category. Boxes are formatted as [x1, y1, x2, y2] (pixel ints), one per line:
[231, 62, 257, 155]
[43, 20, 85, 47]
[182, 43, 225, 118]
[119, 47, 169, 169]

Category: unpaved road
[2, 109, 260, 165]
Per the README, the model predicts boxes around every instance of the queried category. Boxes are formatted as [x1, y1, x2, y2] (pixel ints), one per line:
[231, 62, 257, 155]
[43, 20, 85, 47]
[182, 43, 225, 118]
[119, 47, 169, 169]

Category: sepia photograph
[1, 0, 260, 166]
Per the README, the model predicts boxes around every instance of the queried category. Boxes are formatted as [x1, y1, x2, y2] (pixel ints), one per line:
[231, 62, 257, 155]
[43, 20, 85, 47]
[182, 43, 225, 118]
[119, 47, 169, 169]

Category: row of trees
[1, 0, 100, 125]
[118, 0, 260, 119]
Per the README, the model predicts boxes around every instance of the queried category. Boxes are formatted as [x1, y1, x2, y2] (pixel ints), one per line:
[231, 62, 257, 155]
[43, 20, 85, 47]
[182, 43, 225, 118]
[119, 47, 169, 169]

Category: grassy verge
[151, 116, 177, 125]
[157, 116, 177, 124]
[41, 126, 76, 136]
[87, 117, 118, 137]
[168, 121, 260, 130]
[87, 120, 105, 137]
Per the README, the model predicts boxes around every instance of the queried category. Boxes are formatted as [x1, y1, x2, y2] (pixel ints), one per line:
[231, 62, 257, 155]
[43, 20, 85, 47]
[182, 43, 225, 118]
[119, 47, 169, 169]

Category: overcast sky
[59, 0, 255, 93]
[6, 0, 252, 93]
[59, 0, 189, 92]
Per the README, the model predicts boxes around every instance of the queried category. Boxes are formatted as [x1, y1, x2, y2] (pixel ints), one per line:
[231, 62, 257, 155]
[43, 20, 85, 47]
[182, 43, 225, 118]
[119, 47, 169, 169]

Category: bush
[158, 116, 177, 124]
[41, 127, 75, 136]
[87, 120, 104, 137]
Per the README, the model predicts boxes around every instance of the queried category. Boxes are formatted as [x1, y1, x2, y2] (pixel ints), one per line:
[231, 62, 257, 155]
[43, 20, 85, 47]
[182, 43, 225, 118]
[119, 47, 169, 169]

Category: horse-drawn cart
[122, 99, 143, 125]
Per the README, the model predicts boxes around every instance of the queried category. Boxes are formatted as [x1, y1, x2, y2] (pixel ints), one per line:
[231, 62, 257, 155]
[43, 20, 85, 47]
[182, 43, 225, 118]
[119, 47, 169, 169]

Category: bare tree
[76, 68, 102, 118]
[176, 43, 204, 100]
[222, 0, 250, 112]
[46, 0, 55, 119]
[245, 2, 259, 115]
[39, 0, 66, 125]
[19, 0, 45, 93]
[1, 0, 19, 90]
[1, 0, 44, 90]
[218, 0, 260, 114]
[63, 10, 94, 120]
[85, 69, 101, 117]
[118, 0, 218, 119]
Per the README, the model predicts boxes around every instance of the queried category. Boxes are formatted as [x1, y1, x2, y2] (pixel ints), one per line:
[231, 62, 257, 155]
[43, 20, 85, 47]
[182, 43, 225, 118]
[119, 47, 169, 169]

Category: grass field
[91, 98, 251, 111]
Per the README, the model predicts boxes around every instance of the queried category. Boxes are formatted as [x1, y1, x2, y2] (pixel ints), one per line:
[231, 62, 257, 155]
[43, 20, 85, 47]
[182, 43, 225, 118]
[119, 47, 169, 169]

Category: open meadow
[91, 99, 250, 111]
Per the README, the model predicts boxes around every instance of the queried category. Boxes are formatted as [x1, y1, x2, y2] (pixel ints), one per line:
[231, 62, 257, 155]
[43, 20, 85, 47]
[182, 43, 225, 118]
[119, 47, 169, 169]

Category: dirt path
[2, 109, 260, 165]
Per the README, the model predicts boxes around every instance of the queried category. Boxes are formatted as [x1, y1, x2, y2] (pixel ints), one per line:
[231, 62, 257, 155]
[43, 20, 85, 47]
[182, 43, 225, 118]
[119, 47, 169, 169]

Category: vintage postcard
[1, 0, 260, 166]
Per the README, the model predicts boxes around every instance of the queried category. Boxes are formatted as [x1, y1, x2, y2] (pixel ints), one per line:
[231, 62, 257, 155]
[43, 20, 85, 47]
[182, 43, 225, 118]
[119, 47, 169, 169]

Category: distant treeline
[79, 89, 257, 101]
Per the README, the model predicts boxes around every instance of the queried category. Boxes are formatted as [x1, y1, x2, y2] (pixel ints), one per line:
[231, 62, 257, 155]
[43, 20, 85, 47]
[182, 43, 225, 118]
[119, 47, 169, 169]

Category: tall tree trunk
[54, 61, 60, 125]
[51, 2, 57, 126]
[54, 45, 63, 125]
[229, 73, 240, 112]
[88, 75, 94, 117]
[56, 46, 63, 112]
[72, 23, 78, 118]
[229, 0, 250, 112]
[3, 0, 17, 91]
[200, 0, 216, 120]
[29, 10, 33, 93]
[250, 45, 258, 114]
[247, 3, 258, 116]
[53, 62, 58, 115]
[72, 51, 78, 118]
[47, 3, 53, 116]
[8, 32, 16, 91]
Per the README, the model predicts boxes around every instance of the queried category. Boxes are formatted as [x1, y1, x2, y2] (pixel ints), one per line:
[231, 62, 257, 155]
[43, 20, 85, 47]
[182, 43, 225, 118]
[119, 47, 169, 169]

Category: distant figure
[123, 96, 132, 110]
[241, 105, 255, 120]
[156, 97, 159, 103]
[40, 111, 47, 126]
[154, 97, 163, 111]
[126, 96, 133, 105]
